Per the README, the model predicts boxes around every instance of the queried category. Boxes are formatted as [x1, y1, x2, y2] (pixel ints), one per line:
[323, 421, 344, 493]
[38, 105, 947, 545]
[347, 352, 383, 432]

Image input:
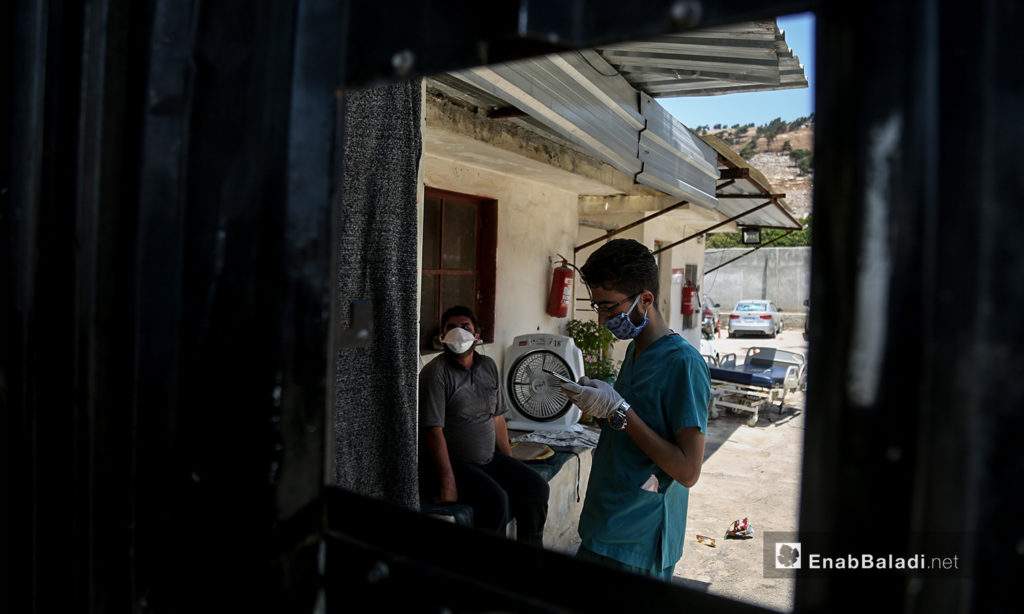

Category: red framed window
[420, 187, 497, 351]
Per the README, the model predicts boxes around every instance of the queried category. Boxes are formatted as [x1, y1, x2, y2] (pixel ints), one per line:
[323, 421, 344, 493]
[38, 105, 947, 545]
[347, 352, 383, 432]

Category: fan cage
[506, 350, 575, 422]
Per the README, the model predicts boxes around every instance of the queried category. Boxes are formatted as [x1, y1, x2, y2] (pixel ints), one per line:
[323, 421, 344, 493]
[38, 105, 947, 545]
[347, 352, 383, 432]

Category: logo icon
[775, 542, 801, 568]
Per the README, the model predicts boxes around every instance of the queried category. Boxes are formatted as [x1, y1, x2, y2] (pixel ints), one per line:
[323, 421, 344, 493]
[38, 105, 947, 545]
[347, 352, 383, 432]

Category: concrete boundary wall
[703, 247, 811, 319]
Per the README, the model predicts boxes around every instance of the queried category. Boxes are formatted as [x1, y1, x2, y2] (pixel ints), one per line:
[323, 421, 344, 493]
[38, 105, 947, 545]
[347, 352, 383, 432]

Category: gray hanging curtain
[332, 80, 422, 509]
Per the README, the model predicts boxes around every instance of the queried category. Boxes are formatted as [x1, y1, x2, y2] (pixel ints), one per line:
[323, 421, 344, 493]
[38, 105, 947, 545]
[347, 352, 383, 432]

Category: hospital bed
[707, 347, 806, 426]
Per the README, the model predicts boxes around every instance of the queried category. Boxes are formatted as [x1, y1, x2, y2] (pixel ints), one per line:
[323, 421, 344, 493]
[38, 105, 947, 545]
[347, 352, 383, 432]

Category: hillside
[695, 118, 815, 218]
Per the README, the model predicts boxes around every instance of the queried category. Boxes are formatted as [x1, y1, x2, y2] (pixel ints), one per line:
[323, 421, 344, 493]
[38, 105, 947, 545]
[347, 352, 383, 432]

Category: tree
[765, 117, 786, 134]
[789, 148, 814, 174]
[739, 139, 758, 160]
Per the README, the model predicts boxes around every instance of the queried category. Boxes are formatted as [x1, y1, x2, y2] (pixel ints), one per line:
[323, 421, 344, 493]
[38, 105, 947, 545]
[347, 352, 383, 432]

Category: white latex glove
[560, 376, 624, 419]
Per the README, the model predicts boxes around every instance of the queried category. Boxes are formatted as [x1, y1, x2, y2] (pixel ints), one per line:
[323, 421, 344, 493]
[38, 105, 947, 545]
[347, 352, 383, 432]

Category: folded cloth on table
[510, 424, 600, 448]
[510, 442, 555, 461]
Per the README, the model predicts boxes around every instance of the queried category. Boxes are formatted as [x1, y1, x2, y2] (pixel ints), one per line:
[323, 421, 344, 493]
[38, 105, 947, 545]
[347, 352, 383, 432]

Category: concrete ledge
[418, 446, 594, 554]
[530, 447, 593, 553]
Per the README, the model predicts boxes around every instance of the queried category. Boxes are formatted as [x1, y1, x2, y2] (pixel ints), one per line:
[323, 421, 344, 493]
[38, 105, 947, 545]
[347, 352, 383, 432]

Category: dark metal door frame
[6, 0, 1021, 611]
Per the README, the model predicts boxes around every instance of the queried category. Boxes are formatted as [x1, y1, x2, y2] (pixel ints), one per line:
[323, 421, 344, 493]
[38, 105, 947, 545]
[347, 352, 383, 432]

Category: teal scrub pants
[576, 545, 675, 582]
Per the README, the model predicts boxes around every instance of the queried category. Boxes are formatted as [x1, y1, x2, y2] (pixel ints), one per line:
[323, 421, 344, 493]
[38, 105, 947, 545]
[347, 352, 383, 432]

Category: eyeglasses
[590, 293, 639, 315]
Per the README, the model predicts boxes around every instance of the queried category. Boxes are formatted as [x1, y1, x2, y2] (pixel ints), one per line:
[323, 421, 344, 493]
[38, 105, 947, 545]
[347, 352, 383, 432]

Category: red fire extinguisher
[547, 257, 574, 318]
[681, 280, 697, 316]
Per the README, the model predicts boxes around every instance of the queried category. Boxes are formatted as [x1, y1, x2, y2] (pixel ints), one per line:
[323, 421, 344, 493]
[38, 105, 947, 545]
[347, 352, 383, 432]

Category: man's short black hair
[581, 238, 659, 301]
[440, 305, 479, 332]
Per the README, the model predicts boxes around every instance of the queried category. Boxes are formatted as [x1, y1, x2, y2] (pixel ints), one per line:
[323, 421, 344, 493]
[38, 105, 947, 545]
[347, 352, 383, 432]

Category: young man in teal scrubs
[561, 239, 711, 580]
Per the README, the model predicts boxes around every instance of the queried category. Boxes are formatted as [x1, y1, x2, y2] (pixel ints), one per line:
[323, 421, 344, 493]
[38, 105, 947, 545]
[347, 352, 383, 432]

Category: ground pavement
[671, 327, 808, 612]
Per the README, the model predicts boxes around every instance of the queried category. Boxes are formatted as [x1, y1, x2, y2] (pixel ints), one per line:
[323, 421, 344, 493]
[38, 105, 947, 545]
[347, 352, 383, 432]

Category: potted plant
[565, 319, 619, 383]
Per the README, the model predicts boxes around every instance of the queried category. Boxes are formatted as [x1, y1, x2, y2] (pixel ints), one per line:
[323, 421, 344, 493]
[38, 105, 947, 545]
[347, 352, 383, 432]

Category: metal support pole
[651, 200, 775, 255]
[574, 200, 689, 253]
[703, 230, 796, 275]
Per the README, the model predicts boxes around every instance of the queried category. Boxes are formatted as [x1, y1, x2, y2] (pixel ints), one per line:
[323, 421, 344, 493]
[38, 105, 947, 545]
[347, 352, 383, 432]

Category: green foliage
[565, 319, 619, 381]
[784, 115, 814, 132]
[739, 139, 759, 160]
[705, 215, 813, 248]
[781, 139, 792, 152]
[705, 233, 740, 248]
[789, 148, 814, 174]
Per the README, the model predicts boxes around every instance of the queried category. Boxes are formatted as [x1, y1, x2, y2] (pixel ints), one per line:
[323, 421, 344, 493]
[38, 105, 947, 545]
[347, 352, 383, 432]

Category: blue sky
[659, 12, 815, 129]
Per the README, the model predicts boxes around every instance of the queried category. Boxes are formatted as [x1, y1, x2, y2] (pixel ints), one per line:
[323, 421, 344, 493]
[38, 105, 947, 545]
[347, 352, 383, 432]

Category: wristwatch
[608, 400, 630, 430]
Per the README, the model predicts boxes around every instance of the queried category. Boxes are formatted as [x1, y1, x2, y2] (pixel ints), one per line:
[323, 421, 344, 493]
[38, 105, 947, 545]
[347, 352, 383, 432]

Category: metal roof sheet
[700, 133, 803, 230]
[431, 19, 808, 226]
[596, 20, 808, 97]
[449, 50, 720, 209]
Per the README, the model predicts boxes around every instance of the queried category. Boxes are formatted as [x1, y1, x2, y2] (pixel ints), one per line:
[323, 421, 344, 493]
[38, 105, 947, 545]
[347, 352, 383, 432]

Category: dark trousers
[451, 452, 549, 546]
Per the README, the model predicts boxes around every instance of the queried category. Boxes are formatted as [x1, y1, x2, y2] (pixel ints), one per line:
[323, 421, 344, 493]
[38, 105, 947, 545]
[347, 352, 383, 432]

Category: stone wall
[703, 247, 811, 320]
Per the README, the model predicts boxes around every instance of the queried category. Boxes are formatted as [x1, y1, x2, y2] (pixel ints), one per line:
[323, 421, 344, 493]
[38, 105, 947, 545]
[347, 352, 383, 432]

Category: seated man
[418, 305, 549, 546]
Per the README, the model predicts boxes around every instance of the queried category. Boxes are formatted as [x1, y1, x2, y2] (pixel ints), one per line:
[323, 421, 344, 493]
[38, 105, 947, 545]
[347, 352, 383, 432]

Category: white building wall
[645, 220, 707, 351]
[421, 153, 580, 375]
[419, 151, 715, 379]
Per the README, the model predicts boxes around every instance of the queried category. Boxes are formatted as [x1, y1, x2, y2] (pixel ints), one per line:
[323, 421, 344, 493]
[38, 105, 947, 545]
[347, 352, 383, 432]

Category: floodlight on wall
[741, 227, 761, 245]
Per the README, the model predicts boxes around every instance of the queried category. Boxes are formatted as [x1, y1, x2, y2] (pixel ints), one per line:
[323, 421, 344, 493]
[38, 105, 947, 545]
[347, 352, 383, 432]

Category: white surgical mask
[441, 327, 476, 354]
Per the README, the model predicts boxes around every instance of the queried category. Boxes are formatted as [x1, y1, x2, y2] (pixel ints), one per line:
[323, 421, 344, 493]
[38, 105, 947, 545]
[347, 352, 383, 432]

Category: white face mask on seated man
[441, 326, 476, 354]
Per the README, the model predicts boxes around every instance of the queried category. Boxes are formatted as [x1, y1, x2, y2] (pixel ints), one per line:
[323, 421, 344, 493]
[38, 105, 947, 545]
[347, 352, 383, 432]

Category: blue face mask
[604, 294, 649, 340]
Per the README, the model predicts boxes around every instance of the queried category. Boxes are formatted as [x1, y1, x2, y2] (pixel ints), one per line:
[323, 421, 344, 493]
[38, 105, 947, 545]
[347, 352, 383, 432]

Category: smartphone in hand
[542, 368, 575, 384]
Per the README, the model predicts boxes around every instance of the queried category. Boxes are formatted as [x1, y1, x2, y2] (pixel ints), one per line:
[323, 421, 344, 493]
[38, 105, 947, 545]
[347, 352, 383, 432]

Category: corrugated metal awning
[701, 133, 803, 230]
[432, 18, 808, 231]
[450, 49, 720, 210]
[596, 20, 808, 97]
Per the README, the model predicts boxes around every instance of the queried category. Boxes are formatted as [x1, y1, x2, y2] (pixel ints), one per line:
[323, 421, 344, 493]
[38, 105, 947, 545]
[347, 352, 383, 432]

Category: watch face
[609, 409, 627, 430]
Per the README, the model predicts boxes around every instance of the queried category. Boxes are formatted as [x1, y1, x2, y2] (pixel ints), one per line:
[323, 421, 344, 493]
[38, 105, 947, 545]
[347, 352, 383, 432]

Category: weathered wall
[541, 449, 593, 552]
[651, 222, 709, 351]
[423, 90, 721, 373]
[703, 247, 811, 318]
[421, 153, 580, 376]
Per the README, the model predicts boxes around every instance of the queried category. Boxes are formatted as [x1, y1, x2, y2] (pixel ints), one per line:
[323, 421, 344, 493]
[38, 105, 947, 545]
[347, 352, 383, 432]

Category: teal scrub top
[578, 333, 711, 571]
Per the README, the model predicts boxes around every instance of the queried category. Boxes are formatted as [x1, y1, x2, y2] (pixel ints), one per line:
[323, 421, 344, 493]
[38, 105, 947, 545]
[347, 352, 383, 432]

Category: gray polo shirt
[419, 351, 507, 465]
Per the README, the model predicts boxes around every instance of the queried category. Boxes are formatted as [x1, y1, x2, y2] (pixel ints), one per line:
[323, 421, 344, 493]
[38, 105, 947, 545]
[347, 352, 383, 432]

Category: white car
[728, 300, 784, 338]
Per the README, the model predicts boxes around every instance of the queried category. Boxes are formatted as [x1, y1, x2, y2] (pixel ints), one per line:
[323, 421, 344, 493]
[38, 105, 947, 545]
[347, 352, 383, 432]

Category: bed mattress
[708, 364, 789, 388]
